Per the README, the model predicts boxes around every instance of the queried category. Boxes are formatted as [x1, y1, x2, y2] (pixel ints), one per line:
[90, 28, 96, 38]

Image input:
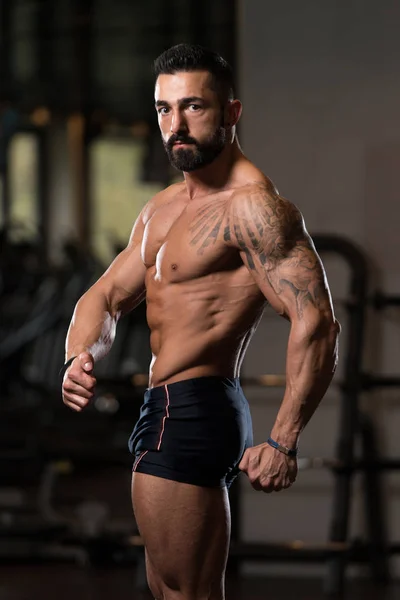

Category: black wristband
[267, 436, 298, 457]
[59, 356, 77, 383]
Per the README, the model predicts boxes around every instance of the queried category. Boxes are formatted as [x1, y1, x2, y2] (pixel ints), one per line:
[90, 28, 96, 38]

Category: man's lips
[173, 141, 194, 146]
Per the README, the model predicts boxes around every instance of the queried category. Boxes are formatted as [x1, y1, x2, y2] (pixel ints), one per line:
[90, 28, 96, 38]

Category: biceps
[98, 244, 147, 315]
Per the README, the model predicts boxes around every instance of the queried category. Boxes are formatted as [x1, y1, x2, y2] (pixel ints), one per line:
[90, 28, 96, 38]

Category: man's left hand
[239, 442, 298, 492]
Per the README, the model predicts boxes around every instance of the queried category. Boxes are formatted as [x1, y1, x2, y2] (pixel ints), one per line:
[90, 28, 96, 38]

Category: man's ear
[224, 99, 242, 128]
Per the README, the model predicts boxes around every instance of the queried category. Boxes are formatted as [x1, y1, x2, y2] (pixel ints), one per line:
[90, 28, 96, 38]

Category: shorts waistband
[146, 376, 240, 400]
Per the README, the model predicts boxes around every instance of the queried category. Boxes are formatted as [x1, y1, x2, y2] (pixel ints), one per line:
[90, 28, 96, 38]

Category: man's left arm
[226, 185, 341, 491]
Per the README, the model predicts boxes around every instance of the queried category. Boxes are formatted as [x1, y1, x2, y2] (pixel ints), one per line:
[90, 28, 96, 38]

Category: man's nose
[170, 110, 187, 134]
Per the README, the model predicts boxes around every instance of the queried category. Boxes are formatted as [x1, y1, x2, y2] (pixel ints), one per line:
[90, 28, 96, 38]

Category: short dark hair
[154, 43, 235, 102]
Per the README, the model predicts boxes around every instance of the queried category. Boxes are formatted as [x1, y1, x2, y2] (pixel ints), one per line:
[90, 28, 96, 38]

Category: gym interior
[1, 1, 400, 598]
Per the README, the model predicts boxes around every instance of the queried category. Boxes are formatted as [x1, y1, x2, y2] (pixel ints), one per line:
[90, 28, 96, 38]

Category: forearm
[66, 286, 120, 362]
[271, 316, 340, 448]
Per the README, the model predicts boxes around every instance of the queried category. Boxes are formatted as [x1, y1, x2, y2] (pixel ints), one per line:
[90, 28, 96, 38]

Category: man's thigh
[132, 472, 230, 599]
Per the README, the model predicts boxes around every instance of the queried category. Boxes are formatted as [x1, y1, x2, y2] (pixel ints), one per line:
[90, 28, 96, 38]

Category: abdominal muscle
[145, 272, 265, 388]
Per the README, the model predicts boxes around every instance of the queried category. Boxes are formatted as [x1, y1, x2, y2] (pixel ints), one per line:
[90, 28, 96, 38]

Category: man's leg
[132, 472, 230, 600]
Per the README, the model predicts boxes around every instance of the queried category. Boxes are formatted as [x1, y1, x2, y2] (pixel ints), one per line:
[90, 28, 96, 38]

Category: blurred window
[90, 135, 163, 263]
[8, 132, 39, 242]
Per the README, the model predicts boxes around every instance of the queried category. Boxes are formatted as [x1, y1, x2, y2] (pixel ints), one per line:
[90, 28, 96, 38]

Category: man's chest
[142, 195, 236, 281]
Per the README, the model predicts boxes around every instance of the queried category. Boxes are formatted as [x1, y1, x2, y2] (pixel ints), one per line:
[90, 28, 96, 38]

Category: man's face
[155, 71, 227, 172]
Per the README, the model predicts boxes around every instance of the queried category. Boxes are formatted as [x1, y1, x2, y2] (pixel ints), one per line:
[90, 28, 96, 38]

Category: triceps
[228, 192, 332, 321]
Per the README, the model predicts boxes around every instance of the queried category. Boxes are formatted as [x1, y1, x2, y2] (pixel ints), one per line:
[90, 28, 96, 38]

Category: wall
[238, 0, 400, 577]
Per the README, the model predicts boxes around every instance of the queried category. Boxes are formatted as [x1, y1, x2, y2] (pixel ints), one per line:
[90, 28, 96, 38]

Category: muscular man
[62, 44, 340, 600]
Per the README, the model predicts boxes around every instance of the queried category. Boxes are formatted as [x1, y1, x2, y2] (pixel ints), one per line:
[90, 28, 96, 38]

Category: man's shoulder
[230, 178, 279, 211]
[229, 178, 303, 230]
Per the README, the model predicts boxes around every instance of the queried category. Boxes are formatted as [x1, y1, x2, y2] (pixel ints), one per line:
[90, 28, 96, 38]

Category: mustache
[166, 134, 198, 150]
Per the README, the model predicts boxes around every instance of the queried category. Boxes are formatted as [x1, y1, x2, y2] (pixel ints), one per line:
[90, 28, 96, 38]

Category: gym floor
[1, 565, 399, 600]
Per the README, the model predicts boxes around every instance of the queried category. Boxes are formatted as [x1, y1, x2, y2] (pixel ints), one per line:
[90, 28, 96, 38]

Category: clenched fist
[62, 352, 96, 412]
[239, 442, 297, 493]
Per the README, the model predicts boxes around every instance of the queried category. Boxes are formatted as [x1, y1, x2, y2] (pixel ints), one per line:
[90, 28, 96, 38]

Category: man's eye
[158, 107, 169, 115]
[189, 104, 201, 111]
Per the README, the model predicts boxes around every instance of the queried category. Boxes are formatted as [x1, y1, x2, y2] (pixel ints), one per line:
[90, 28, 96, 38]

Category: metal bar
[241, 374, 286, 387]
[359, 413, 390, 583]
[372, 291, 400, 310]
[298, 457, 400, 472]
[229, 541, 400, 561]
[363, 376, 400, 389]
[310, 235, 369, 596]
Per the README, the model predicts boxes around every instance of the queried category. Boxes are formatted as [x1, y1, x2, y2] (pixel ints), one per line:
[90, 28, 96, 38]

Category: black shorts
[128, 376, 253, 488]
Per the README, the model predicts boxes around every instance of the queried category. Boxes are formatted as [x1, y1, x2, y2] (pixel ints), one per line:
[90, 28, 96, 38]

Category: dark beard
[163, 128, 226, 172]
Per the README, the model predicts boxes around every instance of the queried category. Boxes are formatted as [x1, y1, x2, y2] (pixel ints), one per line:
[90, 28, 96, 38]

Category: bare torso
[143, 158, 270, 387]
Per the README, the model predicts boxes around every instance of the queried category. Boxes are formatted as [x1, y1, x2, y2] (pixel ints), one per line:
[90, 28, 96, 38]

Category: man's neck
[183, 139, 243, 200]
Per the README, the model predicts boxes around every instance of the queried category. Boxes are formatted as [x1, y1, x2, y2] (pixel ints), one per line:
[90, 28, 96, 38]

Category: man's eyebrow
[179, 96, 204, 105]
[155, 97, 205, 108]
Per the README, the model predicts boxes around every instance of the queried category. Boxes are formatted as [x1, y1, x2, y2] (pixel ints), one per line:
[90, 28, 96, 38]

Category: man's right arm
[65, 210, 147, 362]
[62, 208, 147, 412]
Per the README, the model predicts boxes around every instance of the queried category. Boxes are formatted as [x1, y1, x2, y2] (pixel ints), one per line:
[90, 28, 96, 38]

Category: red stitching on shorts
[133, 450, 148, 471]
[156, 384, 170, 450]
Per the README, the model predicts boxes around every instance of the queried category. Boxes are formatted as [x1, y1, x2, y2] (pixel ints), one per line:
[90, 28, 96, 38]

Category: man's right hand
[62, 352, 96, 412]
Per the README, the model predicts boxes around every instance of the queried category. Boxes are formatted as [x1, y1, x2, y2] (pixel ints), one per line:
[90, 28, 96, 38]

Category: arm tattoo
[229, 187, 328, 320]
